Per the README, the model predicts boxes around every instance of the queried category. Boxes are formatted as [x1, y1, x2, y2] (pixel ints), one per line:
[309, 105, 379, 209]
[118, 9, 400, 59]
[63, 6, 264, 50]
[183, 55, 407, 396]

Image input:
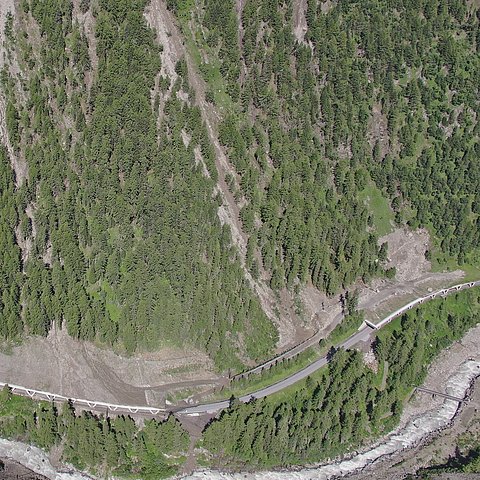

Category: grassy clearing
[272, 287, 479, 405]
[380, 360, 389, 390]
[166, 386, 207, 403]
[359, 182, 394, 237]
[0, 391, 39, 417]
[431, 248, 480, 282]
[238, 287, 479, 406]
[267, 322, 370, 400]
[179, 10, 237, 113]
[209, 317, 365, 402]
[101, 281, 122, 323]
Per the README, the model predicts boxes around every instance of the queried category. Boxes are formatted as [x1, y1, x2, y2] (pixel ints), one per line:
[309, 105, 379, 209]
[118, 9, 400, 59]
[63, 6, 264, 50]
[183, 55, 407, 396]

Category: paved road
[177, 280, 480, 415]
[233, 278, 466, 380]
[1, 280, 479, 418]
[175, 328, 372, 414]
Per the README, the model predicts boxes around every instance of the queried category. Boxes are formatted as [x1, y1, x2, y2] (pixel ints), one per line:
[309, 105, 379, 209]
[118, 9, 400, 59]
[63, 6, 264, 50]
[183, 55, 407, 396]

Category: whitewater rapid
[182, 359, 480, 480]
[0, 360, 478, 480]
[0, 438, 93, 479]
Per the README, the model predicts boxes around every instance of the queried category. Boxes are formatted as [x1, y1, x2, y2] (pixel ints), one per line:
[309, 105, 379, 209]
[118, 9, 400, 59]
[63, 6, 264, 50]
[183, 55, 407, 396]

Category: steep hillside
[0, 0, 278, 369]
[168, 0, 480, 287]
[201, 287, 480, 469]
[0, 1, 480, 477]
[0, 0, 479, 372]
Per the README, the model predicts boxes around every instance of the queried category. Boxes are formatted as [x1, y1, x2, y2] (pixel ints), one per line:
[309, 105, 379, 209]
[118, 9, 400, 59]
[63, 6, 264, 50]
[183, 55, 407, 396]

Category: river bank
[2, 324, 480, 480]
[181, 323, 480, 479]
[0, 457, 49, 479]
[0, 440, 91, 480]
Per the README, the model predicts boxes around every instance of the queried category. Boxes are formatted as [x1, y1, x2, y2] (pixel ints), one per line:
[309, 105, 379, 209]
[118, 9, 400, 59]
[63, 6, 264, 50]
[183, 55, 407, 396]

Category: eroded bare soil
[145, 0, 302, 349]
[0, 1, 473, 412]
[0, 327, 221, 406]
[0, 0, 28, 188]
[0, 224, 467, 408]
[301, 227, 463, 336]
[293, 0, 308, 44]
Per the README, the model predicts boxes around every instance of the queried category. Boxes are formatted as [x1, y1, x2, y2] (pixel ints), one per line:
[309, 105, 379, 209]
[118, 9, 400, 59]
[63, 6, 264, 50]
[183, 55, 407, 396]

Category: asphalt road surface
[177, 280, 480, 415]
[1, 280, 479, 417]
[176, 328, 371, 414]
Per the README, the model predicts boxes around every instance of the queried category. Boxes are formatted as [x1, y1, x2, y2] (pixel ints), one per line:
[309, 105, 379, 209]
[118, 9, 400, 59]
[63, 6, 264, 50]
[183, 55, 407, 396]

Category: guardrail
[375, 280, 480, 329]
[231, 329, 319, 380]
[233, 280, 480, 380]
[179, 280, 480, 414]
[1, 280, 479, 417]
[0, 382, 166, 416]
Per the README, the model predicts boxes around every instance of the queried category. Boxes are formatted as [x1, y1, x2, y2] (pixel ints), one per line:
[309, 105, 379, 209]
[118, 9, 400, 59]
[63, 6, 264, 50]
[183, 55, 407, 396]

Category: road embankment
[180, 324, 480, 480]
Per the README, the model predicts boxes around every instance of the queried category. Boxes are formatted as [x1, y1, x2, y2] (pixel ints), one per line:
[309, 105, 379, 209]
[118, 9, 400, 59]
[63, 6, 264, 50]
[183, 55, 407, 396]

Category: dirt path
[143, 4, 460, 354]
[0, 0, 472, 417]
[0, 226, 466, 408]
[146, 0, 246, 256]
[2, 325, 480, 480]
[177, 413, 218, 477]
[302, 227, 464, 341]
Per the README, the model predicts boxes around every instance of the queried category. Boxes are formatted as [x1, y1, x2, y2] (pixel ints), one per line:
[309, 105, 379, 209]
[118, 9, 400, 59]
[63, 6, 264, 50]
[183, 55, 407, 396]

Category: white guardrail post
[0, 280, 478, 416]
[0, 382, 165, 416]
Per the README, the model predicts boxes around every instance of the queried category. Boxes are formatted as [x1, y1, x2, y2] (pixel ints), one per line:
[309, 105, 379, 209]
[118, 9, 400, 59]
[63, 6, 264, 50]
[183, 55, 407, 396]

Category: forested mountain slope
[202, 287, 480, 469]
[168, 0, 479, 290]
[0, 0, 478, 369]
[0, 0, 277, 369]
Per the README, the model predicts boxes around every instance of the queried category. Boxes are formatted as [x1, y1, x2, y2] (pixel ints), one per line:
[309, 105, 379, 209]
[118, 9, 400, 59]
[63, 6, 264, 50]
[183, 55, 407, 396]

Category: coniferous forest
[202, 288, 480, 468]
[0, 0, 479, 367]
[0, 388, 189, 478]
[1, 0, 278, 369]
[170, 0, 480, 286]
[1, 288, 479, 476]
[0, 0, 479, 476]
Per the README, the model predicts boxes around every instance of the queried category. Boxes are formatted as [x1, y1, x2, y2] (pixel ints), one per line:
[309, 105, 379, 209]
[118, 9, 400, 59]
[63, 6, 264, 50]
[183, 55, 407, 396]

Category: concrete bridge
[0, 382, 167, 417]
